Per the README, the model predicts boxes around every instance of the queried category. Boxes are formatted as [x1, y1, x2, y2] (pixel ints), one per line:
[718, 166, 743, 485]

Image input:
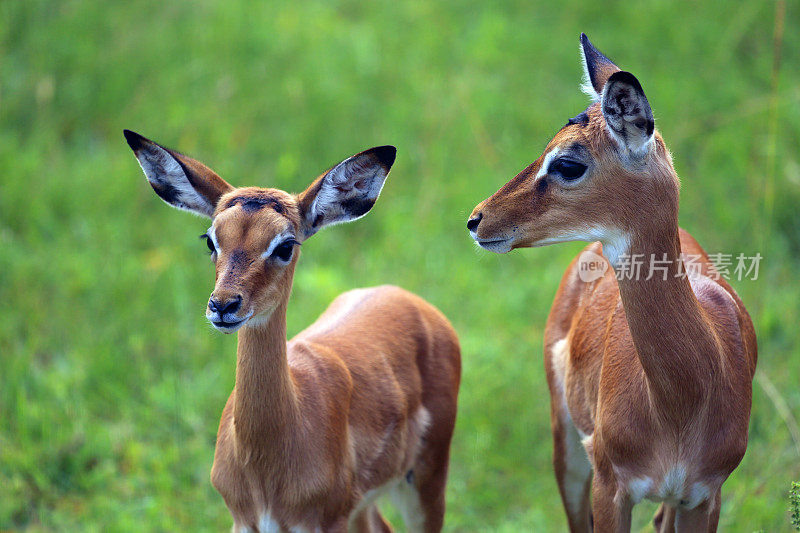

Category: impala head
[125, 130, 395, 333]
[468, 33, 678, 265]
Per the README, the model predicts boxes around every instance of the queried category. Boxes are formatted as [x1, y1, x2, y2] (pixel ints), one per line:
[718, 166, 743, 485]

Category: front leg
[675, 487, 721, 532]
[591, 466, 632, 532]
[348, 506, 393, 533]
[706, 487, 722, 531]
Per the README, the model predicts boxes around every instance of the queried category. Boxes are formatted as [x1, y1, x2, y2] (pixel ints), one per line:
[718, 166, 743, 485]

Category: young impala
[467, 35, 756, 531]
[125, 130, 461, 532]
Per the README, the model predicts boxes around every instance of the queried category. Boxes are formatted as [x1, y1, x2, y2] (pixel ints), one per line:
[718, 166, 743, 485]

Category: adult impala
[467, 35, 756, 531]
[125, 130, 461, 532]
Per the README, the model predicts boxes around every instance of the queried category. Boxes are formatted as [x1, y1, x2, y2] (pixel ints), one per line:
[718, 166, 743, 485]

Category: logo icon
[577, 250, 608, 282]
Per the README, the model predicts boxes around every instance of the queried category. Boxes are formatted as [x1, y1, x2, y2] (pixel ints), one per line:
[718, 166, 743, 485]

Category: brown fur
[468, 38, 756, 532]
[211, 283, 460, 532]
[127, 134, 461, 532]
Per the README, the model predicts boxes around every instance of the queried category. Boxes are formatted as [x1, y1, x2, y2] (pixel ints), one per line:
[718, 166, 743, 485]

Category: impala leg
[389, 473, 441, 533]
[591, 467, 632, 533]
[367, 507, 393, 533]
[395, 450, 448, 533]
[551, 406, 593, 531]
[706, 487, 721, 531]
[653, 503, 675, 532]
[396, 406, 455, 533]
[405, 376, 458, 533]
[349, 506, 392, 533]
[674, 487, 720, 533]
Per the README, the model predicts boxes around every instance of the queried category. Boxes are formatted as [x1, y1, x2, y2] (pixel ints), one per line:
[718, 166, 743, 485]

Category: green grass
[2, 0, 799, 530]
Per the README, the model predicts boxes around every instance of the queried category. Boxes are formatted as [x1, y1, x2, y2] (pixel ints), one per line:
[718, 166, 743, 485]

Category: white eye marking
[207, 225, 220, 252]
[261, 231, 297, 263]
[536, 146, 561, 179]
[131, 140, 218, 217]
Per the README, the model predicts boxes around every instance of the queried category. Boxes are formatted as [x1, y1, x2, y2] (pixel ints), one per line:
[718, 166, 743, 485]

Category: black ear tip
[123, 129, 147, 152]
[372, 145, 397, 169]
[580, 33, 593, 50]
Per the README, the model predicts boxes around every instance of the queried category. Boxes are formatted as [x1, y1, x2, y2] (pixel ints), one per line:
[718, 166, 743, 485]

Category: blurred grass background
[2, 0, 799, 530]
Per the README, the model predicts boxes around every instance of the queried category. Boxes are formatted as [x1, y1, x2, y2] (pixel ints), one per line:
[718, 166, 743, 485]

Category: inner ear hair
[601, 71, 654, 153]
[297, 145, 396, 238]
[124, 129, 234, 217]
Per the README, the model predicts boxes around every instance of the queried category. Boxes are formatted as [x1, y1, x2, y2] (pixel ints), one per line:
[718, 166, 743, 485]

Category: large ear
[600, 71, 655, 155]
[296, 145, 396, 239]
[123, 130, 234, 218]
[580, 33, 620, 100]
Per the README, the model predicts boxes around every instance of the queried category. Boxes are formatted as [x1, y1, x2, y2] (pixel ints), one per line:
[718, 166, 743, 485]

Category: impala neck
[612, 182, 719, 409]
[233, 297, 300, 453]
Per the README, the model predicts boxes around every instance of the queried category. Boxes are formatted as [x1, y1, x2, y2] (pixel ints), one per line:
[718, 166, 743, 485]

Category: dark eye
[271, 240, 298, 262]
[201, 234, 216, 255]
[550, 159, 587, 180]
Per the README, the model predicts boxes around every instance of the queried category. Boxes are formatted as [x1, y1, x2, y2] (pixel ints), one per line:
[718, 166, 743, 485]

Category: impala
[125, 130, 461, 532]
[467, 35, 756, 531]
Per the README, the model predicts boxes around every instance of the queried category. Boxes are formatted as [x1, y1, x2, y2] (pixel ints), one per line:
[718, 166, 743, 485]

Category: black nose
[467, 213, 482, 232]
[209, 295, 242, 315]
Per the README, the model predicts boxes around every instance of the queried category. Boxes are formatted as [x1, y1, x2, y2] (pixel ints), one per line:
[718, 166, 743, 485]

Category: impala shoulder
[689, 275, 739, 321]
[288, 340, 351, 378]
[361, 284, 415, 300]
[358, 285, 433, 312]
[329, 284, 409, 306]
[689, 274, 746, 352]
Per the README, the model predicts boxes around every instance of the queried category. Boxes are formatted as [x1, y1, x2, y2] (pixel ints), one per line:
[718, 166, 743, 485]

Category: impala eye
[550, 159, 587, 181]
[201, 233, 216, 255]
[271, 240, 299, 263]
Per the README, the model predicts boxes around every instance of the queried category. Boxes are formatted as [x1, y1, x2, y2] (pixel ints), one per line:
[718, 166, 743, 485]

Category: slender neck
[612, 194, 719, 409]
[233, 298, 300, 452]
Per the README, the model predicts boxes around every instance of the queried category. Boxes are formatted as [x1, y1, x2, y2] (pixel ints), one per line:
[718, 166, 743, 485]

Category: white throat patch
[599, 229, 631, 267]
